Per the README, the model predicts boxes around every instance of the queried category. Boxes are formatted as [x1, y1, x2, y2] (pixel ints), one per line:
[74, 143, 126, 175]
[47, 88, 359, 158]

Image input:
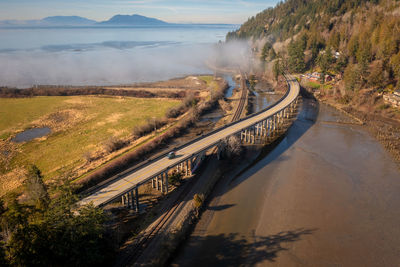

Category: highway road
[79, 75, 300, 207]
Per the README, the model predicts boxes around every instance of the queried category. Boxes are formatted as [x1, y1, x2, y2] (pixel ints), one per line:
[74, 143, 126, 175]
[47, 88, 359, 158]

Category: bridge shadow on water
[225, 91, 320, 192]
[170, 92, 320, 266]
[173, 228, 317, 266]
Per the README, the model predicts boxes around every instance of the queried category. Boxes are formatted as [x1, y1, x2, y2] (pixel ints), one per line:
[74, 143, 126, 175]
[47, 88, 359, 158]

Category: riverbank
[172, 94, 400, 266]
[301, 83, 400, 166]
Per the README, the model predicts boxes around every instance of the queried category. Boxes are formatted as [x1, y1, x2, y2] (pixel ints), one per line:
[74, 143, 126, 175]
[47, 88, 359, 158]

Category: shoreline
[301, 84, 400, 167]
[171, 87, 400, 266]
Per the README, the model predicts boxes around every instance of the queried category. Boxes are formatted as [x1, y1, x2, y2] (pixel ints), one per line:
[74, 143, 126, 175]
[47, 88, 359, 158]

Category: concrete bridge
[78, 74, 300, 210]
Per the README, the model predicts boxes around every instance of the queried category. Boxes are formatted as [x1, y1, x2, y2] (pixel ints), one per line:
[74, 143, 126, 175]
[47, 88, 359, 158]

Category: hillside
[98, 14, 168, 25]
[0, 14, 168, 27]
[42, 16, 97, 25]
[227, 0, 400, 163]
[228, 0, 400, 92]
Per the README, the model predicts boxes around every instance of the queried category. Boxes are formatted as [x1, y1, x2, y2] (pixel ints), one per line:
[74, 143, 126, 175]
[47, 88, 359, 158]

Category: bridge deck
[79, 75, 300, 207]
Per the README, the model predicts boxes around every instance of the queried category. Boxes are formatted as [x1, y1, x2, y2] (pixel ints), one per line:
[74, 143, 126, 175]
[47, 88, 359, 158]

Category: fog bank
[0, 40, 256, 88]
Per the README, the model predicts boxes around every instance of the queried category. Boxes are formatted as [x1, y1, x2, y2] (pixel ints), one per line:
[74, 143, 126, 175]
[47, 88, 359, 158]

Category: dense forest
[0, 165, 112, 266]
[227, 0, 400, 91]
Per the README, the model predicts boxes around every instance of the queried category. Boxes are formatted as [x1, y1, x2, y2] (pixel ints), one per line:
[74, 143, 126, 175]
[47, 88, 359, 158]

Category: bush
[165, 92, 197, 119]
[103, 137, 129, 153]
[0, 86, 188, 99]
[168, 171, 183, 186]
[132, 118, 167, 138]
[224, 135, 243, 158]
[338, 95, 353, 104]
[193, 194, 204, 209]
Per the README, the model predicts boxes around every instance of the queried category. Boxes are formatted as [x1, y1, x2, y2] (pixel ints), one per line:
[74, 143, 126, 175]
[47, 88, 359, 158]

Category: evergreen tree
[273, 58, 282, 81]
[1, 184, 112, 266]
[288, 40, 306, 73]
[390, 52, 400, 88]
[269, 47, 277, 60]
[24, 165, 49, 210]
[261, 42, 272, 61]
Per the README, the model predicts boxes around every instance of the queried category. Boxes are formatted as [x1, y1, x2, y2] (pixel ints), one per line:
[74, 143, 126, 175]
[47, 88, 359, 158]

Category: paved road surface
[79, 75, 299, 207]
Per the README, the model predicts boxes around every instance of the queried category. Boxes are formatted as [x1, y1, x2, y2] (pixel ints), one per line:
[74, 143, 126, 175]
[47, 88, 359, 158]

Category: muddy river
[172, 98, 400, 266]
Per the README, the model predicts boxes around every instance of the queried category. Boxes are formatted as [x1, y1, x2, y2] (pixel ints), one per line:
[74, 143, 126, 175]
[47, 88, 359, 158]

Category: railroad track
[116, 173, 198, 266]
[231, 74, 247, 122]
[117, 74, 248, 266]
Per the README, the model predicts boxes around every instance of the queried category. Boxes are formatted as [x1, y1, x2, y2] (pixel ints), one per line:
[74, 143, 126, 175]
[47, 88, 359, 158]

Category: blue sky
[0, 0, 279, 24]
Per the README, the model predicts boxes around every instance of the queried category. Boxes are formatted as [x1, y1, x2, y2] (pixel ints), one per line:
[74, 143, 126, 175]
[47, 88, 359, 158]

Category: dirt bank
[302, 84, 400, 165]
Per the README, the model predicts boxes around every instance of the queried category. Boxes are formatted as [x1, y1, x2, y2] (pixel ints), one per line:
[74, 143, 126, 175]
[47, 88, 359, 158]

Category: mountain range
[0, 14, 169, 27]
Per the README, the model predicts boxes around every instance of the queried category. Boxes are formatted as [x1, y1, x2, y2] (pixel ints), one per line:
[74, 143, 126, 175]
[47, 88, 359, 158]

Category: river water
[173, 98, 400, 266]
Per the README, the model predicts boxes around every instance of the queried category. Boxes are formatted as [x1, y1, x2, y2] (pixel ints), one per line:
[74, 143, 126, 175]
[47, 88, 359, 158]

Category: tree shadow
[174, 228, 317, 266]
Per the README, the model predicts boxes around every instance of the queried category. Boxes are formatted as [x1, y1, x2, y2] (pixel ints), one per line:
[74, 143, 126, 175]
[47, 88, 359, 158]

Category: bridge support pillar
[125, 191, 133, 209]
[134, 186, 139, 212]
[122, 194, 127, 206]
[156, 175, 160, 191]
[152, 178, 156, 189]
[263, 120, 267, 137]
[185, 160, 189, 176]
[160, 174, 165, 193]
[164, 172, 169, 194]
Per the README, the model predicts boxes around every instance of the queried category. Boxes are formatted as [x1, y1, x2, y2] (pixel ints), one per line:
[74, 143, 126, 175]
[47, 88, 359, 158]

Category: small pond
[12, 127, 51, 143]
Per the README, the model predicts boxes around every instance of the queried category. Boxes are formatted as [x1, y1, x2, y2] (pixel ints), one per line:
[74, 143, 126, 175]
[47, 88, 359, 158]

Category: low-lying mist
[0, 40, 257, 88]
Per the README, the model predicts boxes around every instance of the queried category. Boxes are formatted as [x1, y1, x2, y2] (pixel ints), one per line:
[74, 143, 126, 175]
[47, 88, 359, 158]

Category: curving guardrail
[79, 74, 300, 207]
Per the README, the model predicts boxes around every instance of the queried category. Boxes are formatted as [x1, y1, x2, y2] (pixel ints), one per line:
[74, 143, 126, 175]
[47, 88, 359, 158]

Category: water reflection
[12, 127, 51, 143]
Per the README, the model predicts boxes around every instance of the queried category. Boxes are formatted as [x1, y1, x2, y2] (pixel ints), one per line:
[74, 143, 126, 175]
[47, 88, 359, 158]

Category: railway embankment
[117, 73, 300, 266]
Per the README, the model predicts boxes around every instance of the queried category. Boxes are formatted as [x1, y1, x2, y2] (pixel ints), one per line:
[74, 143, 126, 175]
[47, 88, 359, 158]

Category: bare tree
[224, 135, 243, 158]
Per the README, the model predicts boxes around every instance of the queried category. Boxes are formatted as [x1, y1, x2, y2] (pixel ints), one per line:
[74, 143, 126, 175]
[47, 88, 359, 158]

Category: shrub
[165, 107, 182, 118]
[193, 194, 204, 209]
[132, 118, 167, 138]
[224, 135, 243, 158]
[103, 137, 129, 153]
[168, 171, 183, 186]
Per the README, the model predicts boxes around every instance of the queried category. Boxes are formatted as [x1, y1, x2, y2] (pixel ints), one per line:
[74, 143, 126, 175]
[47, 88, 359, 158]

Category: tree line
[229, 0, 400, 91]
[0, 165, 112, 266]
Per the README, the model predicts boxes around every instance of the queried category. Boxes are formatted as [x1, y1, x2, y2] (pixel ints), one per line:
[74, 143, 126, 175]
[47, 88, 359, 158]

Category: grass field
[199, 75, 217, 89]
[0, 96, 180, 195]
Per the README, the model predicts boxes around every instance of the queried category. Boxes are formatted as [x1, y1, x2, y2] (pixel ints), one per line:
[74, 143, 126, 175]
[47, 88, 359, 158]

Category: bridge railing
[80, 74, 298, 201]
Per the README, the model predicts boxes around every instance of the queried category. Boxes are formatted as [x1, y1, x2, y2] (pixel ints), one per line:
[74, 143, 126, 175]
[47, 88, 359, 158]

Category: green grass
[0, 97, 70, 134]
[198, 75, 213, 84]
[306, 81, 321, 89]
[199, 75, 218, 90]
[1, 96, 180, 182]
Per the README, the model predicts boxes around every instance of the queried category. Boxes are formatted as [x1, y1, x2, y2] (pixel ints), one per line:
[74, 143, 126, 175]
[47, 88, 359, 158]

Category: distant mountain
[0, 14, 172, 27]
[0, 16, 97, 27]
[41, 16, 97, 26]
[99, 14, 168, 26]
[0, 19, 41, 27]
